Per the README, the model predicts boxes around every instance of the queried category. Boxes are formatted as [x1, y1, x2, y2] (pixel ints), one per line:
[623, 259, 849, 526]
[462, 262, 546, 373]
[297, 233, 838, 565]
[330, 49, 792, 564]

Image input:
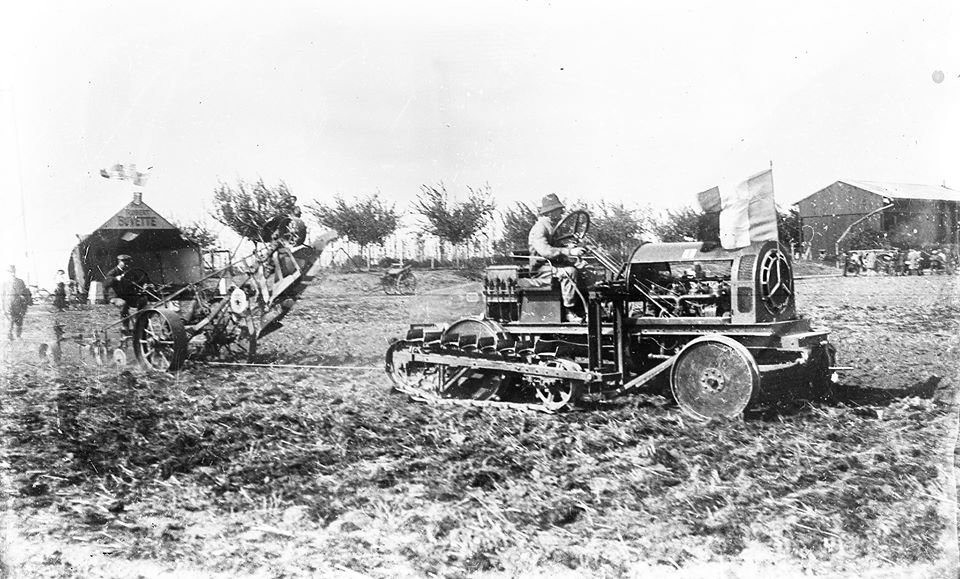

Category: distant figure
[861, 251, 876, 275]
[105, 254, 148, 333]
[53, 269, 68, 311]
[842, 251, 862, 277]
[2, 265, 31, 340]
[906, 248, 922, 276]
[894, 249, 907, 275]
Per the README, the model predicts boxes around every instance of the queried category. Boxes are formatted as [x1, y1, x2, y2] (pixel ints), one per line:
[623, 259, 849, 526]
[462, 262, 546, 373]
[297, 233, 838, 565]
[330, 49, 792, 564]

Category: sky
[1, 1, 958, 285]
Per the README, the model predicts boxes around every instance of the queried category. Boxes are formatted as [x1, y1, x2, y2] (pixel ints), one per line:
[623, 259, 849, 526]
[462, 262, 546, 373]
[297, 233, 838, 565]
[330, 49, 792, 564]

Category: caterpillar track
[385, 323, 600, 413]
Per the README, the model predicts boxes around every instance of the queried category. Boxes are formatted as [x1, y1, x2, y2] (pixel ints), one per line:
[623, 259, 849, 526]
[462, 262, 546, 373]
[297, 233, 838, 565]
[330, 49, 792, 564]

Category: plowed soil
[0, 270, 957, 578]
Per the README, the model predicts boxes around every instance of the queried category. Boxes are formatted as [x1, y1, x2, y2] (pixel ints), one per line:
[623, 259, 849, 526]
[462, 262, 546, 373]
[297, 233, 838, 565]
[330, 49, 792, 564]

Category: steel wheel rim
[671, 335, 759, 420]
[136, 312, 176, 370]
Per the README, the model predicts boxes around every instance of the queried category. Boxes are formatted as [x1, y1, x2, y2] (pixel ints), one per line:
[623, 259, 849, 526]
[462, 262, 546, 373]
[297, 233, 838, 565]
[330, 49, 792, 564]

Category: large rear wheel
[133, 308, 188, 371]
[670, 335, 759, 420]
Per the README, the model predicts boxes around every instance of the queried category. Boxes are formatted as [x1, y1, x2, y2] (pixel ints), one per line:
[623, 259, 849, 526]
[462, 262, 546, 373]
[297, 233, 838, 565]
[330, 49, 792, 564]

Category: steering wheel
[126, 268, 152, 290]
[552, 210, 590, 245]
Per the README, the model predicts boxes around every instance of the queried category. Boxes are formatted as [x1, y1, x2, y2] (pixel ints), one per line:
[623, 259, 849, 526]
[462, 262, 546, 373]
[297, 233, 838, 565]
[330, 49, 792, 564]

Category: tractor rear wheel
[133, 308, 188, 372]
[670, 335, 759, 420]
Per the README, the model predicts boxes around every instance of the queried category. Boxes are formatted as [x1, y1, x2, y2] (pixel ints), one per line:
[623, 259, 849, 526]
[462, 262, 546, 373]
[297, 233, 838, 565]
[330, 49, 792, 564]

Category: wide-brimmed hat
[537, 194, 565, 215]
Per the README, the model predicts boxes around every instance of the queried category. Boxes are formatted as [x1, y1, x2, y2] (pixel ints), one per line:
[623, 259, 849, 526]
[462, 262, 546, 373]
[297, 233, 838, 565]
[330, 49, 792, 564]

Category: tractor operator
[528, 194, 585, 323]
[105, 254, 148, 334]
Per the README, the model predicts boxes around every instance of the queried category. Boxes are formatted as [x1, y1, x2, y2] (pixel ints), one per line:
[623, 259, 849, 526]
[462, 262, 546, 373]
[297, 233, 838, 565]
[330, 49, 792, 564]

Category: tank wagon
[385, 211, 838, 419]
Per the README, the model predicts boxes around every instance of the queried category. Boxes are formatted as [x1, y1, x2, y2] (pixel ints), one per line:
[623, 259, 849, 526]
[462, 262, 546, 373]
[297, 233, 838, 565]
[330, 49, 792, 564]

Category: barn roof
[95, 192, 177, 231]
[796, 180, 960, 204]
[842, 180, 960, 202]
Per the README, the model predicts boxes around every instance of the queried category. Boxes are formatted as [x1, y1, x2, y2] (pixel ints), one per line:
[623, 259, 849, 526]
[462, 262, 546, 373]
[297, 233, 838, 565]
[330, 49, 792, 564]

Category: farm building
[68, 191, 205, 294]
[794, 180, 960, 258]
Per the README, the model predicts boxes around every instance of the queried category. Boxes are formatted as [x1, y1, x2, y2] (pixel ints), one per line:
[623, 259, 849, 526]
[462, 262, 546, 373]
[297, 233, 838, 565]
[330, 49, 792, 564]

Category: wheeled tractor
[98, 222, 332, 371]
[385, 211, 839, 419]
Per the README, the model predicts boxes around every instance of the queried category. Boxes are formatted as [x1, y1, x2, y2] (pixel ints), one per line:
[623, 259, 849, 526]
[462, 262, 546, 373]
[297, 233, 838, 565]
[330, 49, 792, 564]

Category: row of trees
[185, 178, 802, 266]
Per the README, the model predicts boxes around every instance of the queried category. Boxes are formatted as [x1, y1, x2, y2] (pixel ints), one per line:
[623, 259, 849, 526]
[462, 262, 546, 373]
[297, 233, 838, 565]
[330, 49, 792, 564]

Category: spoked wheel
[437, 319, 508, 401]
[382, 276, 397, 295]
[385, 340, 442, 393]
[533, 358, 584, 411]
[133, 308, 189, 371]
[397, 271, 417, 295]
[670, 335, 759, 420]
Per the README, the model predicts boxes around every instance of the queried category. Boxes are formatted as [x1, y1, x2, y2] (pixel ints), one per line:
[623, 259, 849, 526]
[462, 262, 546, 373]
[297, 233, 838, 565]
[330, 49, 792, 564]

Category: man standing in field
[2, 265, 31, 340]
[528, 194, 585, 323]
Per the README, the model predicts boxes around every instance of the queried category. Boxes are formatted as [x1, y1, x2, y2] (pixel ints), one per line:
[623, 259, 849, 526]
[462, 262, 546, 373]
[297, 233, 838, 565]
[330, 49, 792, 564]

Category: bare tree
[172, 219, 220, 249]
[588, 200, 648, 263]
[307, 193, 399, 270]
[415, 183, 496, 264]
[493, 202, 537, 254]
[210, 179, 298, 242]
[650, 205, 707, 243]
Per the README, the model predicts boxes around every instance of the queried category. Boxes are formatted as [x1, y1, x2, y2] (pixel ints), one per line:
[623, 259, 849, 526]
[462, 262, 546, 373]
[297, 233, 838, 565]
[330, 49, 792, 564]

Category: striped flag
[100, 163, 151, 186]
[697, 169, 778, 250]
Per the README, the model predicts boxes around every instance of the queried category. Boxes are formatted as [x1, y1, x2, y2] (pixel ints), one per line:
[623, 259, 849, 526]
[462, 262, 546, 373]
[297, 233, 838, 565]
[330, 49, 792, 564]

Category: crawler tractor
[385, 211, 838, 419]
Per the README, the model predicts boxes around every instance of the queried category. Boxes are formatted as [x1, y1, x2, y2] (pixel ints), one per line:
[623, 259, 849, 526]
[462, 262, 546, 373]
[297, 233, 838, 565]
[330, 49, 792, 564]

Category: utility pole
[6, 87, 34, 285]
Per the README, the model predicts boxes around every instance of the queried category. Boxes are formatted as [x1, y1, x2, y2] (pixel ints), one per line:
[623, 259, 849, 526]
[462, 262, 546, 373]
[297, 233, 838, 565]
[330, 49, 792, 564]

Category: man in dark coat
[105, 255, 148, 332]
[2, 265, 31, 340]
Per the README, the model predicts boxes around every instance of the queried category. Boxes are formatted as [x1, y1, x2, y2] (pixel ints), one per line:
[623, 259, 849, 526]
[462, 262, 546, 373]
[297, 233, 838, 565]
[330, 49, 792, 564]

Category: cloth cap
[537, 194, 565, 215]
[117, 254, 132, 261]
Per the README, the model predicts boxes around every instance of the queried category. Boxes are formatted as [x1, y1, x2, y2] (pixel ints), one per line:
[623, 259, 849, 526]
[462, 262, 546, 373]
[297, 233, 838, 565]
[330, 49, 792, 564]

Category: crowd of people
[839, 247, 956, 276]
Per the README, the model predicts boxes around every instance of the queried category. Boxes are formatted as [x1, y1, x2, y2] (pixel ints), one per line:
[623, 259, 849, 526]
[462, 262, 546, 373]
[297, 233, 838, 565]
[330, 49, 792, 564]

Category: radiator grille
[737, 255, 756, 280]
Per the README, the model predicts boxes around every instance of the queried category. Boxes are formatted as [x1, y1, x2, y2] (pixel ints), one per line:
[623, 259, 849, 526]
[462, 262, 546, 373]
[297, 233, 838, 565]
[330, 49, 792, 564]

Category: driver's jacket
[528, 216, 575, 269]
[106, 265, 140, 298]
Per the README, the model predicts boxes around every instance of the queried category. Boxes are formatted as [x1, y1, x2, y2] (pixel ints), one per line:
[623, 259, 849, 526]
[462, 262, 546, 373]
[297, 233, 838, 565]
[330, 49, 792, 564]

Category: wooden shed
[794, 180, 960, 258]
[68, 192, 204, 294]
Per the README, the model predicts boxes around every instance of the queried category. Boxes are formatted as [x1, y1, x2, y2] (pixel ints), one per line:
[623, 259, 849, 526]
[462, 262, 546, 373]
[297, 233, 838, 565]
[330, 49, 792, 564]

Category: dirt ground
[0, 269, 957, 578]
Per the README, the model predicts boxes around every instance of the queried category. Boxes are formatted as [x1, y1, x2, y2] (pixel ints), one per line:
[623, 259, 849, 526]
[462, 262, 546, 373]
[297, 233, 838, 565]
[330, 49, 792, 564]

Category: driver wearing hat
[528, 194, 585, 323]
[105, 254, 146, 332]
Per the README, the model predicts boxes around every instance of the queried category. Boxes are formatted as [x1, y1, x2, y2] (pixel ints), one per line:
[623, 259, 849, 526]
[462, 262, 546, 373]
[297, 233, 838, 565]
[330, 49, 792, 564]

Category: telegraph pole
[5, 87, 33, 285]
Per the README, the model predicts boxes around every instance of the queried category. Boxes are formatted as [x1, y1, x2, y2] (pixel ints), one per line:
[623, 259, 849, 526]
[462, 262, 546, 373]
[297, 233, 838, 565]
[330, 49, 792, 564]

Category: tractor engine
[627, 240, 796, 324]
